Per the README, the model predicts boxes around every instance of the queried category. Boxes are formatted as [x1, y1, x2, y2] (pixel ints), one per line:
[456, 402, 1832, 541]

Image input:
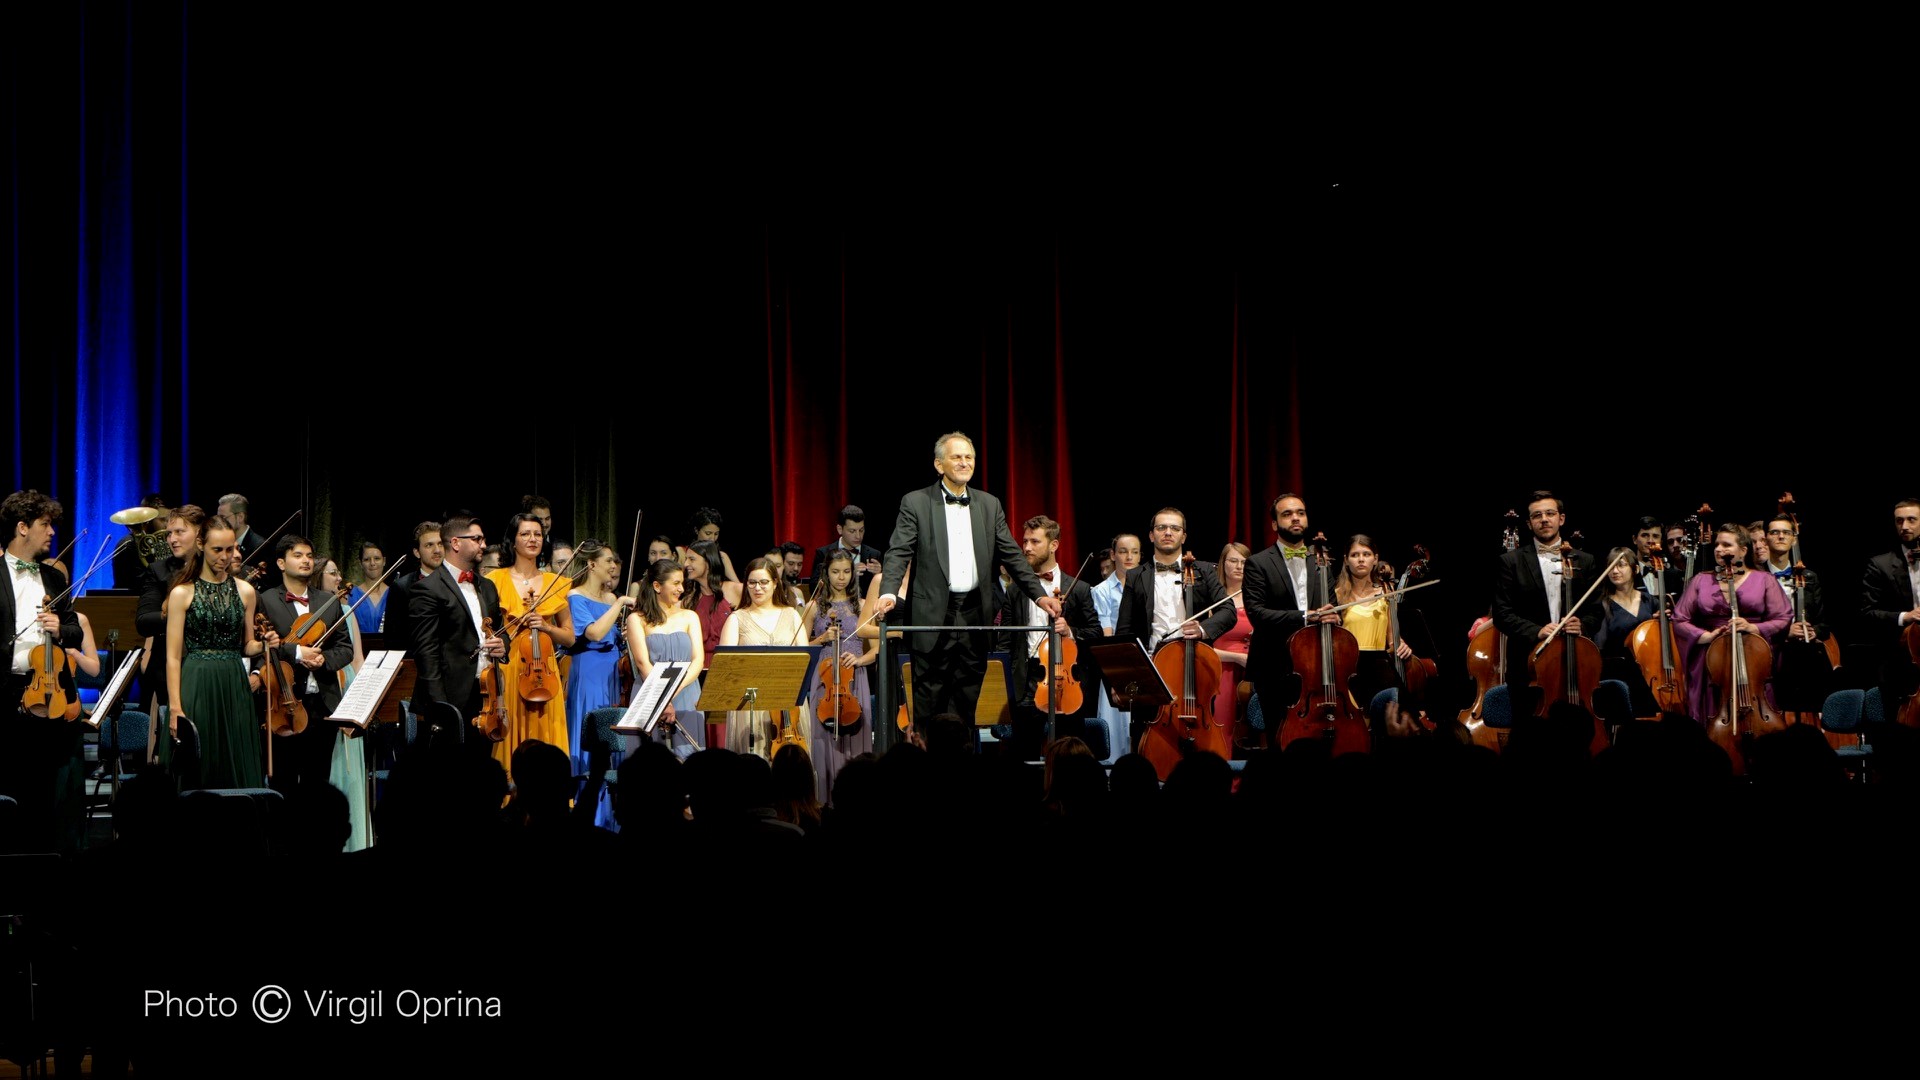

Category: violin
[1381, 548, 1437, 734]
[256, 612, 308, 736]
[770, 710, 806, 758]
[513, 581, 560, 704]
[1460, 510, 1519, 745]
[1628, 552, 1687, 716]
[1140, 552, 1229, 780]
[1278, 534, 1369, 756]
[1527, 540, 1609, 756]
[476, 615, 509, 742]
[896, 655, 915, 733]
[1705, 554, 1785, 773]
[817, 604, 864, 735]
[21, 596, 82, 722]
[1036, 551, 1099, 717]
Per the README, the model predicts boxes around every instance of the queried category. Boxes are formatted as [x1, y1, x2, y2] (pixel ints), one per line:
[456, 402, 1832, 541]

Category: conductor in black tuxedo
[810, 504, 883, 595]
[876, 432, 1061, 722]
[1242, 494, 1342, 723]
[1858, 498, 1920, 709]
[256, 534, 356, 792]
[408, 513, 507, 758]
[998, 514, 1103, 759]
[1, 489, 86, 853]
[1490, 490, 1604, 714]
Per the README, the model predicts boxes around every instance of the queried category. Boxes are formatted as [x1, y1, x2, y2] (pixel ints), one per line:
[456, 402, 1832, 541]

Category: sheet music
[84, 647, 144, 729]
[328, 650, 406, 729]
[614, 661, 689, 733]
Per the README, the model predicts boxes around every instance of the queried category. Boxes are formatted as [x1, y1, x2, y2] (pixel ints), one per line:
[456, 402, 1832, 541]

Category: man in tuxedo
[1, 489, 86, 852]
[997, 515, 1102, 759]
[1859, 498, 1920, 710]
[1115, 508, 1239, 737]
[409, 513, 506, 758]
[1242, 494, 1341, 727]
[256, 535, 356, 792]
[810, 505, 884, 595]
[381, 520, 444, 655]
[877, 432, 1060, 722]
[1491, 490, 1604, 713]
[217, 493, 265, 562]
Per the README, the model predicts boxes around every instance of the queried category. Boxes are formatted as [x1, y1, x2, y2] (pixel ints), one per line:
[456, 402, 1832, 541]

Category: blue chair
[177, 787, 284, 854]
[1819, 688, 1878, 782]
[97, 709, 153, 804]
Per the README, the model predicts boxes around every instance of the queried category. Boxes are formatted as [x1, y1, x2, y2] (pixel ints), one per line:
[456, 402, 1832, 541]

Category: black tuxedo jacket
[1, 561, 83, 677]
[1491, 543, 1604, 688]
[1242, 544, 1331, 691]
[880, 483, 1045, 633]
[408, 566, 503, 724]
[256, 586, 355, 717]
[1860, 548, 1915, 637]
[382, 569, 434, 655]
[999, 570, 1102, 707]
[1113, 559, 1237, 658]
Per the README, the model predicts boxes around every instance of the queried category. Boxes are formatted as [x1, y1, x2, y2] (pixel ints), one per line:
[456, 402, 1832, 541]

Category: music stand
[973, 651, 1018, 729]
[1088, 642, 1173, 713]
[698, 646, 820, 757]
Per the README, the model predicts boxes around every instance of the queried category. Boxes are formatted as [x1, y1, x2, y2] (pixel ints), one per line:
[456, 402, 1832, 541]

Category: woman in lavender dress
[1671, 523, 1791, 725]
[802, 551, 875, 804]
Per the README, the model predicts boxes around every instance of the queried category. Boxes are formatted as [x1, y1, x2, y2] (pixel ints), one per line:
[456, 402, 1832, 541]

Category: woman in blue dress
[625, 557, 705, 761]
[1089, 532, 1141, 763]
[565, 540, 634, 827]
[346, 542, 389, 637]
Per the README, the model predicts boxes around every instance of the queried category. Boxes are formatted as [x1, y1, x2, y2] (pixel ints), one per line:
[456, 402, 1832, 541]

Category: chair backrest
[1482, 684, 1513, 729]
[107, 709, 151, 763]
[1820, 689, 1865, 734]
[178, 787, 285, 855]
[584, 707, 627, 775]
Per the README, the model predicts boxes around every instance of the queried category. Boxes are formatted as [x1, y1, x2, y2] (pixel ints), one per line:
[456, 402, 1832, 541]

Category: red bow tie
[285, 594, 308, 605]
[458, 570, 475, 584]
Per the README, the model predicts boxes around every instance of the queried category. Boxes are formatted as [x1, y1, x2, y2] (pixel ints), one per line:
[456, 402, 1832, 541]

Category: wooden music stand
[73, 595, 140, 643]
[974, 651, 1017, 728]
[697, 646, 820, 715]
[328, 651, 412, 734]
[1088, 642, 1173, 713]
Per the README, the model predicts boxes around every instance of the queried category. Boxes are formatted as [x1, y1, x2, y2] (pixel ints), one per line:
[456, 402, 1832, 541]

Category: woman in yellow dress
[718, 558, 809, 761]
[1330, 534, 1412, 716]
[487, 513, 574, 779]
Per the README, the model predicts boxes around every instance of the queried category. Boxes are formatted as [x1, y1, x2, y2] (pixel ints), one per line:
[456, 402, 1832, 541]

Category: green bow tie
[11, 558, 40, 575]
[1282, 546, 1310, 559]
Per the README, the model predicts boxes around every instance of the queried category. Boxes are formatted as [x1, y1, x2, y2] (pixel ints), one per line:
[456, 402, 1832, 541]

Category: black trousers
[267, 689, 339, 792]
[0, 672, 88, 853]
[910, 588, 989, 723]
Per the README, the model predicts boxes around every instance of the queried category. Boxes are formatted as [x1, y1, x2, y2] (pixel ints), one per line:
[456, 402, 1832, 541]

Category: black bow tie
[1155, 563, 1182, 574]
[944, 491, 970, 507]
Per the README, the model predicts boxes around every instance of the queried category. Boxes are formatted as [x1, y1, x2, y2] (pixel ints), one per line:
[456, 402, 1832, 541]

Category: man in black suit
[1115, 507, 1239, 743]
[810, 504, 884, 595]
[1242, 494, 1340, 729]
[997, 514, 1102, 759]
[381, 520, 444, 656]
[256, 534, 356, 792]
[1858, 498, 1920, 710]
[1, 489, 86, 852]
[408, 513, 506, 758]
[877, 432, 1060, 722]
[1491, 490, 1604, 714]
[1756, 514, 1837, 712]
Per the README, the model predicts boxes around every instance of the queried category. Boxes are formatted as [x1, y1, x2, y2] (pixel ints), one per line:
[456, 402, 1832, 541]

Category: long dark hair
[684, 539, 728, 604]
[173, 513, 239, 590]
[816, 549, 857, 604]
[568, 538, 611, 589]
[1333, 533, 1379, 606]
[636, 557, 685, 627]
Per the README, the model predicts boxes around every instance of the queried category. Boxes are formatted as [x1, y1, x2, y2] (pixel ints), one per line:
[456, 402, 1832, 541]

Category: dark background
[4, 4, 1900, 708]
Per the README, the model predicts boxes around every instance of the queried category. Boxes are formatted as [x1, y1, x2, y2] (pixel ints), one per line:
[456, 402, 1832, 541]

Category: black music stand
[1088, 641, 1173, 713]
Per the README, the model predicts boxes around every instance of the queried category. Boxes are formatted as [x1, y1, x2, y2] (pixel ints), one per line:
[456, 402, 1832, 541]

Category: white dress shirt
[944, 489, 977, 594]
[1024, 567, 1059, 657]
[1536, 543, 1564, 624]
[10, 555, 48, 674]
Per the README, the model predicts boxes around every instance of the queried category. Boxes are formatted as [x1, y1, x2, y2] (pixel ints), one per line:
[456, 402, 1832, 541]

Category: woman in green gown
[164, 514, 273, 790]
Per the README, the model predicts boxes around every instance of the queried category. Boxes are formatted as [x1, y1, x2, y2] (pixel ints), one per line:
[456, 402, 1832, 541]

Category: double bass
[1705, 554, 1786, 773]
[1278, 534, 1369, 756]
[1527, 542, 1612, 757]
[1139, 552, 1230, 780]
[1628, 552, 1687, 716]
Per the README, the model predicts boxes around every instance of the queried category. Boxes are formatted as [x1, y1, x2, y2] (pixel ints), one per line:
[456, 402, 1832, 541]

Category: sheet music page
[330, 650, 406, 728]
[85, 647, 144, 728]
[614, 661, 688, 733]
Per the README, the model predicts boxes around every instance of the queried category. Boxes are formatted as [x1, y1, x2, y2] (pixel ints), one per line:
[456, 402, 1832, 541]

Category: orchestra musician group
[10, 451, 1920, 855]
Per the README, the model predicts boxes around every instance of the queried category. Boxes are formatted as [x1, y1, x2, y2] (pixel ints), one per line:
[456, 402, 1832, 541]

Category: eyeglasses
[1152, 524, 1184, 533]
[746, 579, 773, 588]
[450, 534, 485, 544]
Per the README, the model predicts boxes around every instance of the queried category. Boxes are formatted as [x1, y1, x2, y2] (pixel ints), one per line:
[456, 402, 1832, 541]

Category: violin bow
[320, 555, 411, 639]
[230, 509, 303, 580]
[622, 509, 642, 594]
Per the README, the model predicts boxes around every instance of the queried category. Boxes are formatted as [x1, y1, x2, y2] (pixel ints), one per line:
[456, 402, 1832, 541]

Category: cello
[1705, 553, 1786, 774]
[1628, 552, 1687, 716]
[1767, 493, 1841, 734]
[1380, 547, 1438, 734]
[1461, 511, 1520, 741]
[1139, 552, 1230, 780]
[1278, 534, 1369, 756]
[1527, 542, 1613, 757]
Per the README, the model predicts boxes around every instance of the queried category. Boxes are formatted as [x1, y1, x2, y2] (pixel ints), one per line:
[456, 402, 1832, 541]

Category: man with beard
[1859, 498, 1920, 716]
[997, 515, 1102, 759]
[1242, 494, 1341, 731]
[380, 520, 444, 655]
[409, 513, 507, 759]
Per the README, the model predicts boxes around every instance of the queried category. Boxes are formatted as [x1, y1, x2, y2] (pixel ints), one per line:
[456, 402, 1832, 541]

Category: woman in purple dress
[802, 550, 875, 804]
[1671, 523, 1790, 725]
